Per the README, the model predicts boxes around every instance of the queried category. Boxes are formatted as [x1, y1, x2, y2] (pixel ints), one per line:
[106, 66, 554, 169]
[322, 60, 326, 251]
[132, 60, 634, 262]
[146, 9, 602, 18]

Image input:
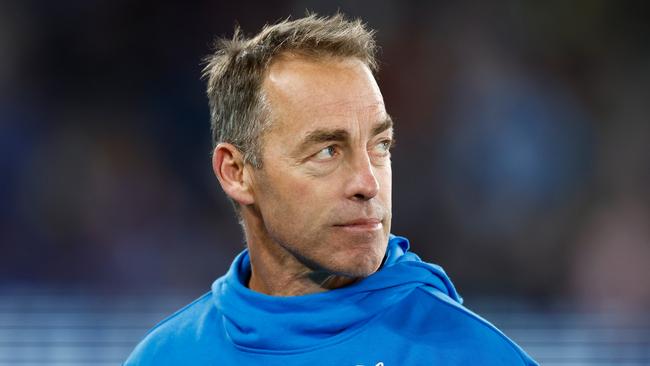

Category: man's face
[250, 55, 393, 278]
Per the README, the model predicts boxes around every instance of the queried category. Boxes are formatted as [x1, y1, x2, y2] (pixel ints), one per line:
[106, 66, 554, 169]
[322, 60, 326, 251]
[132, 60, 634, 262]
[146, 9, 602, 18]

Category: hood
[211, 234, 462, 352]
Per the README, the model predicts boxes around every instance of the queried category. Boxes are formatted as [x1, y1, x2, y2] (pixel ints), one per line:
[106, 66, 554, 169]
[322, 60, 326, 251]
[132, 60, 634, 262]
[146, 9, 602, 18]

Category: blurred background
[1, 0, 649, 365]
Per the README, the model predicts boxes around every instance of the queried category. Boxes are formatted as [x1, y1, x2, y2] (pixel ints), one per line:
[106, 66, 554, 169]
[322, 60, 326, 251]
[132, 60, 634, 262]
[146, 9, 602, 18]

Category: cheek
[259, 175, 334, 249]
[259, 172, 318, 223]
[378, 166, 392, 199]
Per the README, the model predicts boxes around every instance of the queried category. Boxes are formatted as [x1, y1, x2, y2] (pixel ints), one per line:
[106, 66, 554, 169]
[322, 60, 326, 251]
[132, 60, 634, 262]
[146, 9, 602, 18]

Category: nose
[344, 152, 380, 201]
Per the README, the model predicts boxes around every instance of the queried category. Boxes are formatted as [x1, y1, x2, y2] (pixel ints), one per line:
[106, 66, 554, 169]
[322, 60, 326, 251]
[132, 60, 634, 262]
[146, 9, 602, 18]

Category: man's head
[205, 14, 393, 284]
[204, 13, 378, 169]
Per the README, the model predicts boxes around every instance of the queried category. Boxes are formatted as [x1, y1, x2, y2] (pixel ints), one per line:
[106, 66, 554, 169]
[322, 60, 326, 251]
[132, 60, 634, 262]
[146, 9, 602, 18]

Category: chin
[295, 231, 389, 278]
[340, 235, 388, 276]
[331, 250, 385, 278]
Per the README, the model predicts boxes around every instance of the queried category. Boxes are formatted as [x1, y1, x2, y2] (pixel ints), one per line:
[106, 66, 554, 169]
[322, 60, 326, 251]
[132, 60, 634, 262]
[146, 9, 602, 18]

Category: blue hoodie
[125, 235, 538, 365]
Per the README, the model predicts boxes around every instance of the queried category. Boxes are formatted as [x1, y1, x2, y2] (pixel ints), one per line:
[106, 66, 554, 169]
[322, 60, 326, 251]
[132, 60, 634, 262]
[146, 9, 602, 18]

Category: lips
[334, 218, 382, 229]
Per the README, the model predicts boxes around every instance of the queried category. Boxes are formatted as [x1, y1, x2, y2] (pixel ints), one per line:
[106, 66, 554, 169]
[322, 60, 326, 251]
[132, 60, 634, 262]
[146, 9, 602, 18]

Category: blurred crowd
[1, 1, 648, 314]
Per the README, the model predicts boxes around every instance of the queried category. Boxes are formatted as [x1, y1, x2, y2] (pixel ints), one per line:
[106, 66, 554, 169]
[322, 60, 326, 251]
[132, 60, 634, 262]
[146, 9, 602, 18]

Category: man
[125, 14, 538, 365]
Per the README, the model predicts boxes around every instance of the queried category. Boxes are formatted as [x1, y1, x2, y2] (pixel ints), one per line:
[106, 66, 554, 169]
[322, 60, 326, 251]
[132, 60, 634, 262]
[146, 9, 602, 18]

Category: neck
[241, 210, 359, 296]
[248, 263, 358, 296]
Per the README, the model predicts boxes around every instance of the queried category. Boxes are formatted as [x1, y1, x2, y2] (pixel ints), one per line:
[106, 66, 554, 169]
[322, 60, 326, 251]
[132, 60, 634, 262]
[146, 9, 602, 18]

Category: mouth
[333, 218, 383, 231]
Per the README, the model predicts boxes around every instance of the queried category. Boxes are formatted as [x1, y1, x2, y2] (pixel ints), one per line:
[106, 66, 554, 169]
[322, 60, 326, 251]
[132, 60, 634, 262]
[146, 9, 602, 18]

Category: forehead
[261, 55, 387, 135]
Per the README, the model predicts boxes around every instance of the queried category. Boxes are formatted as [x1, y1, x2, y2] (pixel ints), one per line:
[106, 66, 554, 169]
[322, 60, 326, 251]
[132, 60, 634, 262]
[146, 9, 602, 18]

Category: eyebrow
[297, 115, 394, 153]
[371, 115, 394, 137]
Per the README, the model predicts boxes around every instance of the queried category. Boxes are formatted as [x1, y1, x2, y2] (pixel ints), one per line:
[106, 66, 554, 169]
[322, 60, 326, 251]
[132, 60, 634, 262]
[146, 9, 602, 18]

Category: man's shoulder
[124, 292, 217, 365]
[145, 291, 214, 338]
[389, 285, 537, 365]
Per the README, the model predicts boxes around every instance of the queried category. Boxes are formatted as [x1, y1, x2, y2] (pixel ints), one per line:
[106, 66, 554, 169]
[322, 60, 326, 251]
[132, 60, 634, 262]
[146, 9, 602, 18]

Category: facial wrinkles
[327, 133, 391, 229]
[264, 62, 390, 223]
[304, 103, 387, 149]
[298, 135, 387, 193]
[264, 58, 384, 135]
[270, 124, 388, 215]
[259, 133, 388, 242]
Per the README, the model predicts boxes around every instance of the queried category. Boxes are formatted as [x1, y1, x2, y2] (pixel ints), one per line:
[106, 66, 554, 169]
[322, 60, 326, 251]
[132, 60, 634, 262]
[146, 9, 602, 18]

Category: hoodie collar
[211, 234, 461, 352]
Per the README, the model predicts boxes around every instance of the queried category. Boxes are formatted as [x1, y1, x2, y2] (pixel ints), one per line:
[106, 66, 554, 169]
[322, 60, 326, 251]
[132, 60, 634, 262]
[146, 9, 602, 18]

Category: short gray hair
[202, 13, 378, 168]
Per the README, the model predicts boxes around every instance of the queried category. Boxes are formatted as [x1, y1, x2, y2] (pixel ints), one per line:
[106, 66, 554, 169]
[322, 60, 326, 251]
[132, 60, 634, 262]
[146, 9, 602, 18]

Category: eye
[313, 145, 338, 161]
[374, 139, 393, 155]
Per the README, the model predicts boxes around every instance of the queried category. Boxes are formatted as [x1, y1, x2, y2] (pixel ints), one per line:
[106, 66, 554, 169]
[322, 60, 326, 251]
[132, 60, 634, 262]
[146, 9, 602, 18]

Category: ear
[212, 143, 255, 206]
